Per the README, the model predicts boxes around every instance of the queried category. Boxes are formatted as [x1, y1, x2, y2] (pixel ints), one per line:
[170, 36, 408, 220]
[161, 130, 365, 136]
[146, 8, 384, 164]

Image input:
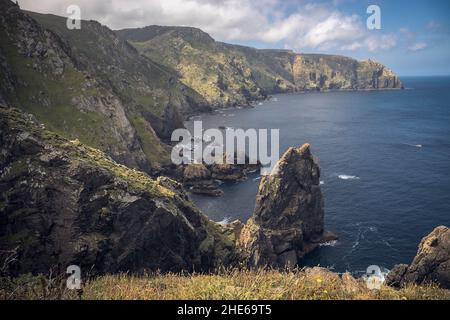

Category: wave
[403, 143, 423, 148]
[319, 240, 338, 247]
[217, 217, 232, 225]
[320, 180, 325, 185]
[338, 174, 360, 180]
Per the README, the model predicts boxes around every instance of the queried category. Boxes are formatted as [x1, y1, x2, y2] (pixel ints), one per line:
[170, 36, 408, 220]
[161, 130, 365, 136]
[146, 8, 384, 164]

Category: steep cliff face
[291, 54, 402, 90]
[117, 26, 267, 108]
[237, 144, 336, 267]
[118, 26, 403, 107]
[0, 1, 208, 173]
[0, 106, 236, 275]
[386, 226, 450, 289]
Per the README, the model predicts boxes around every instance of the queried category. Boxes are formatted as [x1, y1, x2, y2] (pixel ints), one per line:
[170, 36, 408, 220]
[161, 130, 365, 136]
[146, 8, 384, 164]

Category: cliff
[117, 26, 403, 107]
[0, 0, 208, 174]
[0, 106, 328, 275]
[0, 106, 237, 275]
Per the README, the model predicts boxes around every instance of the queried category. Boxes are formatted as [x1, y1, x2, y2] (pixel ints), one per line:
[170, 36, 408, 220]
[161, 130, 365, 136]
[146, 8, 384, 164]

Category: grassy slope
[25, 12, 188, 166]
[118, 26, 267, 106]
[0, 18, 110, 150]
[3, 268, 449, 300]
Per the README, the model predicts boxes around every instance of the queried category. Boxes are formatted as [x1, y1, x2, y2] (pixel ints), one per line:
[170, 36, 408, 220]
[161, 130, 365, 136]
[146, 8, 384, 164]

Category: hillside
[117, 26, 403, 107]
[0, 1, 208, 173]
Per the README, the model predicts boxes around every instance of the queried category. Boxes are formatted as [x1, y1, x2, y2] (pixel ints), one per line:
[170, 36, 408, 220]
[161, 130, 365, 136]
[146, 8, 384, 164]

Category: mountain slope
[117, 25, 402, 107]
[117, 26, 268, 107]
[0, 1, 208, 173]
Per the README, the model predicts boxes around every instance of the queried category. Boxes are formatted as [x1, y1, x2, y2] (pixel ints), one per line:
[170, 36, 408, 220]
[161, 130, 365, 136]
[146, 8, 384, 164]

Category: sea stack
[238, 144, 336, 267]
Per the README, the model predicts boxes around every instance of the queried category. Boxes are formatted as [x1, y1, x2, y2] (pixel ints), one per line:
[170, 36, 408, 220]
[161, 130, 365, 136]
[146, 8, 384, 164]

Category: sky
[18, 0, 450, 76]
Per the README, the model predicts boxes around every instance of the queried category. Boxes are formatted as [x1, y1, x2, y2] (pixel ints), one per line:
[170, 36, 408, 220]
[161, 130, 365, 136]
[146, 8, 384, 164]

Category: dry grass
[3, 268, 448, 300]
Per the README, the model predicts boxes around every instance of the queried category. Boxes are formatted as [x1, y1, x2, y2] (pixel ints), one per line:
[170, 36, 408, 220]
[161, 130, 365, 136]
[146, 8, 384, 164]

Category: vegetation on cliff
[117, 25, 403, 108]
[0, 0, 208, 172]
[0, 106, 237, 275]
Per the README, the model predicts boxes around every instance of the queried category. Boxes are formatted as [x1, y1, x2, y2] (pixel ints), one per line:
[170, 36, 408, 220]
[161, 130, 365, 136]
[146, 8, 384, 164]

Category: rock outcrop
[180, 156, 260, 197]
[386, 226, 450, 289]
[182, 164, 223, 197]
[238, 144, 336, 267]
[0, 106, 237, 275]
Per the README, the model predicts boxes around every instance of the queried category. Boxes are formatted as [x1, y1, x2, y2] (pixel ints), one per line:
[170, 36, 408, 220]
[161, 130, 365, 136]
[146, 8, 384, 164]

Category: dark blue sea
[187, 77, 450, 274]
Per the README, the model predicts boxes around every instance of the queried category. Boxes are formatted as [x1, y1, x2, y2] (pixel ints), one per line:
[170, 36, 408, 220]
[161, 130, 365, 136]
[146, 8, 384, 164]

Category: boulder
[386, 226, 450, 289]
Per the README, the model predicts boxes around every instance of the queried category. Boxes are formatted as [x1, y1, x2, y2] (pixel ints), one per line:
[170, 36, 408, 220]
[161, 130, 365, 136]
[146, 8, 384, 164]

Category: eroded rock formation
[386, 226, 450, 289]
[238, 144, 336, 267]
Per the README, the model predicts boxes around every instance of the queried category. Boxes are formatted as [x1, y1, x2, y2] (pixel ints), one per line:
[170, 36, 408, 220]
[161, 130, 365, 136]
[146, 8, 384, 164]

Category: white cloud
[364, 34, 397, 52]
[18, 0, 398, 53]
[408, 42, 428, 52]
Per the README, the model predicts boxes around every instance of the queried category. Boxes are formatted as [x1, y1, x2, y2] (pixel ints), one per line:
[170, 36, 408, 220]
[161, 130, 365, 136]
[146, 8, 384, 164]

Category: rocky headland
[0, 0, 448, 295]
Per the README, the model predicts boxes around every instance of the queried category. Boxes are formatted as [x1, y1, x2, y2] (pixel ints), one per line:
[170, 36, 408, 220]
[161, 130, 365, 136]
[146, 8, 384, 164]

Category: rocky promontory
[386, 226, 450, 289]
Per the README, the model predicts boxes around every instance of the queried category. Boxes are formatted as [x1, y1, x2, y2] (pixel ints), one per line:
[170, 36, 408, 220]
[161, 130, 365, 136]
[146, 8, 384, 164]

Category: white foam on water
[319, 240, 338, 247]
[217, 217, 232, 225]
[320, 180, 325, 185]
[403, 143, 423, 148]
[338, 175, 360, 180]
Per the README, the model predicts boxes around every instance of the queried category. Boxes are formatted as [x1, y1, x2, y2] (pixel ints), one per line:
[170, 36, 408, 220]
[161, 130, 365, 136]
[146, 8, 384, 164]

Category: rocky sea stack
[238, 144, 337, 267]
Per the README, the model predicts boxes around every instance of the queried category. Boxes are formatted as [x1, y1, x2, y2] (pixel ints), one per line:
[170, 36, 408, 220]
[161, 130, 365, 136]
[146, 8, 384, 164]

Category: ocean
[186, 77, 450, 274]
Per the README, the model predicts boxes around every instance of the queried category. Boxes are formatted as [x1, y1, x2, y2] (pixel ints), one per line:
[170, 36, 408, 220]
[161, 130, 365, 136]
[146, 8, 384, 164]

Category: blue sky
[20, 0, 450, 76]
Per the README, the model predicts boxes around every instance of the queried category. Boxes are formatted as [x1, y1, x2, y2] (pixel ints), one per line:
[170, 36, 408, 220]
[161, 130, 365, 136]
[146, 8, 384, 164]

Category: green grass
[129, 115, 171, 166]
[2, 268, 448, 300]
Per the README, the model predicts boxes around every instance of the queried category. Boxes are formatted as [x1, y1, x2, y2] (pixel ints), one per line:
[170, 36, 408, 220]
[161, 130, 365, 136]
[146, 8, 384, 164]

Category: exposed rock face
[238, 144, 336, 267]
[180, 158, 260, 197]
[0, 107, 237, 275]
[118, 26, 403, 108]
[386, 226, 450, 289]
[182, 164, 223, 197]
